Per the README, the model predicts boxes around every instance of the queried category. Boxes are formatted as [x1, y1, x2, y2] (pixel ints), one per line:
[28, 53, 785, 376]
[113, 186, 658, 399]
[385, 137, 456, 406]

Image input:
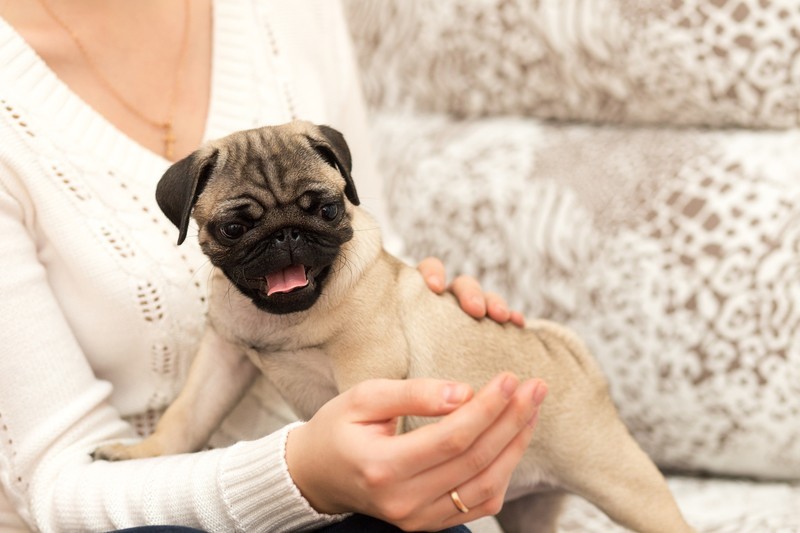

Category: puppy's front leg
[93, 325, 258, 461]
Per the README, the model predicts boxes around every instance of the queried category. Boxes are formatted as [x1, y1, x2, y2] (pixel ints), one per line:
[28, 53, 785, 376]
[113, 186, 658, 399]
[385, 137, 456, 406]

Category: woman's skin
[419, 257, 526, 327]
[288, 375, 547, 531]
[2, 0, 213, 160]
[3, 1, 543, 527]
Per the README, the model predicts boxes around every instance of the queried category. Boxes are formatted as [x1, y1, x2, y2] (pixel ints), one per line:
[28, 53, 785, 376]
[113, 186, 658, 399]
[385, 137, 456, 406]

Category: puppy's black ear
[316, 125, 360, 206]
[156, 148, 219, 245]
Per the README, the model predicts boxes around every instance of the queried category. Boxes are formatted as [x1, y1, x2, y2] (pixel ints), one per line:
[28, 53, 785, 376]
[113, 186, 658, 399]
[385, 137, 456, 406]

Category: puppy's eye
[319, 203, 339, 221]
[219, 223, 247, 240]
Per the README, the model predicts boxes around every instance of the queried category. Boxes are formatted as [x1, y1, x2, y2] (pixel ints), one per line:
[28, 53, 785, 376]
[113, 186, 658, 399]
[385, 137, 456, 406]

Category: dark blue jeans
[111, 515, 471, 532]
[318, 514, 471, 532]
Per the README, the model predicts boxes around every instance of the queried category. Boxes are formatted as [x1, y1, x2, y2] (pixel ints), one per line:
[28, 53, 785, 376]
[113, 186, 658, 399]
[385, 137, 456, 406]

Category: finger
[431, 384, 544, 529]
[417, 256, 447, 293]
[409, 416, 537, 531]
[343, 378, 474, 423]
[509, 310, 526, 328]
[389, 373, 519, 475]
[436, 417, 539, 529]
[413, 379, 546, 500]
[485, 292, 511, 323]
[450, 275, 486, 318]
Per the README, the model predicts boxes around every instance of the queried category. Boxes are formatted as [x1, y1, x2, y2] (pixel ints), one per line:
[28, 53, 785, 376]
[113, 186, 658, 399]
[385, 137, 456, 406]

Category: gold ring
[449, 489, 470, 514]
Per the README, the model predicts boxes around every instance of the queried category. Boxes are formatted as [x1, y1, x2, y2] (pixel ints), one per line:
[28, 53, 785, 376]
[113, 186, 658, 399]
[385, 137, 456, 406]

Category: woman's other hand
[417, 257, 526, 327]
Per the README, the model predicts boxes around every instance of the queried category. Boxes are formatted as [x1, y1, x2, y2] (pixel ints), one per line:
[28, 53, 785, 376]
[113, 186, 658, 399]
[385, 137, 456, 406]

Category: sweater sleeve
[0, 178, 343, 532]
[44, 423, 346, 532]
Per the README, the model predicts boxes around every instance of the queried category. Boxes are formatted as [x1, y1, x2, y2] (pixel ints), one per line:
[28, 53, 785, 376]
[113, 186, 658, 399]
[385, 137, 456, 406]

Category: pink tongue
[266, 264, 309, 296]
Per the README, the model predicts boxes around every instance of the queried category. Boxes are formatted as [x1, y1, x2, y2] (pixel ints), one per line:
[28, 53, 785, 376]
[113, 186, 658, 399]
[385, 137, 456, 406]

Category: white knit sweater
[0, 1, 395, 530]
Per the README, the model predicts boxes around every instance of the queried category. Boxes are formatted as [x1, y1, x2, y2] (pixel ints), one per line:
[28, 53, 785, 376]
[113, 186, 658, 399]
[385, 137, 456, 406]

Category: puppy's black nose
[271, 228, 302, 243]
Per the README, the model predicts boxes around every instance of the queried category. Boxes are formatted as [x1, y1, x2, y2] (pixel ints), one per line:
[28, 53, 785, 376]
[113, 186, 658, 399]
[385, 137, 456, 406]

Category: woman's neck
[2, 0, 213, 161]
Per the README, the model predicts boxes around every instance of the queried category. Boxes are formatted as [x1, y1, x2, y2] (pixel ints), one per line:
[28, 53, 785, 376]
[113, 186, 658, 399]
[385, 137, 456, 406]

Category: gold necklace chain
[37, 0, 191, 159]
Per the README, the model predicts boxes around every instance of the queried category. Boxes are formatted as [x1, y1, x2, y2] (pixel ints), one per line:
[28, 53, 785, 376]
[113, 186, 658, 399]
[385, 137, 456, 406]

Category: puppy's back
[392, 257, 612, 425]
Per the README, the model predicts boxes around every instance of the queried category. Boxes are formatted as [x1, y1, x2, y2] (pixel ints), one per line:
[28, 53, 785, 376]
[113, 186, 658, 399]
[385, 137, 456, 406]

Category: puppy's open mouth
[261, 264, 328, 296]
[234, 261, 334, 313]
[266, 264, 309, 295]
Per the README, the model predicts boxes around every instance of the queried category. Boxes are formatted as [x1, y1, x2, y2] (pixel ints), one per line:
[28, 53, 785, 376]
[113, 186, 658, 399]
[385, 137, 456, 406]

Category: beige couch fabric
[345, 0, 800, 530]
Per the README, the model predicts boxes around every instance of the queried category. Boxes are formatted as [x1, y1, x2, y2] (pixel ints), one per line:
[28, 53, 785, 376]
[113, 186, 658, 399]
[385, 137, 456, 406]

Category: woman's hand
[285, 373, 548, 531]
[417, 257, 525, 327]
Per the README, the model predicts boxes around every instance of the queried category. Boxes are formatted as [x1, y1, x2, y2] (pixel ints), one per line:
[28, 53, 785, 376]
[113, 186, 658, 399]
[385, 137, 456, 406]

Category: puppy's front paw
[91, 441, 162, 461]
[91, 443, 136, 461]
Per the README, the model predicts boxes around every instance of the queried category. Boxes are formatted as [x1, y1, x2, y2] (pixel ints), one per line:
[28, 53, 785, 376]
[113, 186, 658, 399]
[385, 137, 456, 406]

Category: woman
[0, 1, 544, 531]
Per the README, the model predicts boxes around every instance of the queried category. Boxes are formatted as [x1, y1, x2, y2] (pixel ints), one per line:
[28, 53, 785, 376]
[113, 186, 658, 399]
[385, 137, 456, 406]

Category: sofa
[342, 1, 800, 531]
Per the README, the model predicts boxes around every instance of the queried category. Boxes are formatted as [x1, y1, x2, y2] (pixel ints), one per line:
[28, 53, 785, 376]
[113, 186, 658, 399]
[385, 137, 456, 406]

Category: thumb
[342, 378, 474, 423]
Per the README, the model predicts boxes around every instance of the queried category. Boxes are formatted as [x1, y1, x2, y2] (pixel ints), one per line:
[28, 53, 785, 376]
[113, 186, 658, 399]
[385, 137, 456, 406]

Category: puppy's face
[155, 121, 360, 314]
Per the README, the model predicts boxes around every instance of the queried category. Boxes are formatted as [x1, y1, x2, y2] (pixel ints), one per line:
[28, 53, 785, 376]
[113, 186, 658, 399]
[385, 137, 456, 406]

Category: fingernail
[531, 381, 548, 405]
[445, 383, 470, 405]
[492, 303, 509, 318]
[500, 374, 519, 399]
[427, 276, 444, 292]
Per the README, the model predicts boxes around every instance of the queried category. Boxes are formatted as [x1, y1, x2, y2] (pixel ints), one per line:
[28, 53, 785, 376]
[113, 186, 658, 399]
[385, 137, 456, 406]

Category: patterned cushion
[345, 0, 800, 128]
[468, 476, 800, 533]
[560, 476, 800, 532]
[371, 113, 800, 480]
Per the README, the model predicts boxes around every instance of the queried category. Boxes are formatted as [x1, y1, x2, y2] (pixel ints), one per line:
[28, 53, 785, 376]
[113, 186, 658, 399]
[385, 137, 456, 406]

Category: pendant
[164, 122, 176, 160]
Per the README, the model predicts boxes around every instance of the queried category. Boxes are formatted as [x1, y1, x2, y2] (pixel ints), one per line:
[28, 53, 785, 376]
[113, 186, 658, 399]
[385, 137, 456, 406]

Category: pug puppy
[94, 121, 692, 533]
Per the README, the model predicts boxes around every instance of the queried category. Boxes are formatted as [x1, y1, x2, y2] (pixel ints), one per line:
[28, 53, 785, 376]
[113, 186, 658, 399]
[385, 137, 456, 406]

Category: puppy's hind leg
[527, 323, 693, 532]
[496, 491, 566, 533]
[553, 415, 693, 533]
[93, 327, 259, 461]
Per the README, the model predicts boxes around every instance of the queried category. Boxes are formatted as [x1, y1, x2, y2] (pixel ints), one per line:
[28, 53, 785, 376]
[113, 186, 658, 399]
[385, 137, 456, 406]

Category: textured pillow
[345, 0, 800, 129]
[560, 475, 800, 532]
[371, 113, 800, 480]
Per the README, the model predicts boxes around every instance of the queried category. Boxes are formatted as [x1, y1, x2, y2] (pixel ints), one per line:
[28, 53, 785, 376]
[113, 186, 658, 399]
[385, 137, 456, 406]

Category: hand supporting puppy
[417, 257, 526, 327]
[286, 373, 548, 531]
